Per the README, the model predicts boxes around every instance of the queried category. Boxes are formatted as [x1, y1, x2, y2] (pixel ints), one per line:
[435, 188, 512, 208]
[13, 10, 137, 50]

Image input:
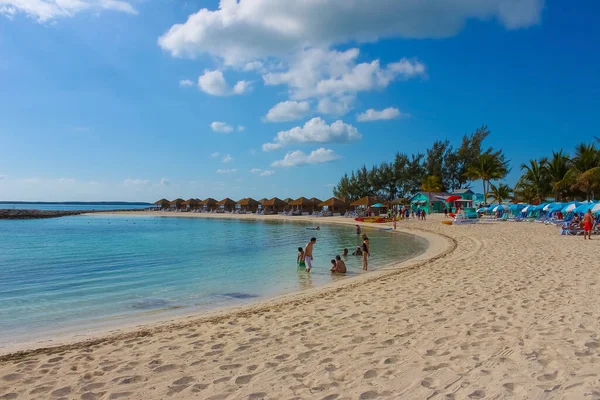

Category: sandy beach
[1, 212, 600, 399]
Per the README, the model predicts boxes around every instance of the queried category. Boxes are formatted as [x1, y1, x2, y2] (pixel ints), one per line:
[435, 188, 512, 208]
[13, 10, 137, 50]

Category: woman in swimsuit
[362, 237, 370, 271]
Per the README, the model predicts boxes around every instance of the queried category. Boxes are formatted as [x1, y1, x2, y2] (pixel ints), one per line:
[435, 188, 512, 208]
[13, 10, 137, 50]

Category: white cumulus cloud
[211, 121, 234, 133]
[210, 152, 220, 157]
[1, 0, 137, 22]
[272, 148, 340, 168]
[262, 117, 361, 152]
[264, 101, 310, 122]
[237, 125, 245, 132]
[222, 154, 233, 163]
[233, 80, 253, 94]
[216, 168, 237, 174]
[179, 79, 194, 87]
[260, 170, 275, 177]
[158, 0, 543, 63]
[357, 107, 409, 122]
[197, 69, 250, 96]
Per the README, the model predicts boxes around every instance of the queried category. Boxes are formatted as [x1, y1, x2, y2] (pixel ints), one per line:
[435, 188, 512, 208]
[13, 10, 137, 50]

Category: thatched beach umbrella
[310, 197, 323, 211]
[170, 198, 185, 209]
[318, 197, 348, 214]
[217, 197, 236, 212]
[236, 197, 259, 213]
[201, 198, 218, 211]
[154, 198, 170, 209]
[184, 198, 200, 209]
[349, 196, 381, 208]
[289, 197, 314, 213]
[262, 197, 286, 214]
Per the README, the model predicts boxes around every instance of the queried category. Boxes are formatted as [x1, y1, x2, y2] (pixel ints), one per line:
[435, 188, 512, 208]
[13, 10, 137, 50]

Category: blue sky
[0, 0, 598, 202]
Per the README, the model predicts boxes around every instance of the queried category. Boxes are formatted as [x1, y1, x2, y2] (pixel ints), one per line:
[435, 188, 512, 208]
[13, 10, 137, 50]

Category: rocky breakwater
[0, 209, 83, 220]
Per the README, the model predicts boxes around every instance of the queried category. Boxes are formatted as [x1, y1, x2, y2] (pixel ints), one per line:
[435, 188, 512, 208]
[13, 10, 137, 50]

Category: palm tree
[421, 175, 442, 214]
[567, 143, 600, 201]
[465, 150, 510, 205]
[542, 150, 570, 201]
[518, 159, 550, 203]
[513, 182, 537, 203]
[488, 183, 513, 204]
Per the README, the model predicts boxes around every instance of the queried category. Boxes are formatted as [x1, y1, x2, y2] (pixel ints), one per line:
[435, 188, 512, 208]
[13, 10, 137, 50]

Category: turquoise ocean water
[0, 215, 427, 345]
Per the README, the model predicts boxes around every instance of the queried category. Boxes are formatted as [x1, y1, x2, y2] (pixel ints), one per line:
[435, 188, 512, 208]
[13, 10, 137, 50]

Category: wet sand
[1, 213, 599, 399]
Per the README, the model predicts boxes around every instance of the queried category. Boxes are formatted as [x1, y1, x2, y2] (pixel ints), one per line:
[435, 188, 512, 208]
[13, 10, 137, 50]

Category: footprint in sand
[1, 374, 22, 382]
[359, 391, 379, 400]
[219, 364, 242, 371]
[537, 371, 558, 382]
[173, 377, 195, 385]
[153, 364, 178, 373]
[363, 369, 378, 379]
[0, 394, 18, 400]
[109, 391, 133, 399]
[235, 374, 254, 385]
[468, 390, 486, 399]
[248, 393, 268, 400]
[51, 386, 72, 397]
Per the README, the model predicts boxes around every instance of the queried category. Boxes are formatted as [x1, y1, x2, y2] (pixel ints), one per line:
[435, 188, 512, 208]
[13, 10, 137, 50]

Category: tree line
[333, 127, 600, 205]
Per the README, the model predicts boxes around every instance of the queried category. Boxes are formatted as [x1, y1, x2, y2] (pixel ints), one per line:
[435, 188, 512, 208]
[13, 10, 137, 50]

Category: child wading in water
[297, 247, 306, 269]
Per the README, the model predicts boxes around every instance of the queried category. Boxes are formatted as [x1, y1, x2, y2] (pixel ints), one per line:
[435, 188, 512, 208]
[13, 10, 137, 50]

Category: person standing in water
[355, 224, 361, 236]
[362, 237, 370, 271]
[304, 237, 317, 273]
[297, 247, 306, 269]
[392, 215, 397, 230]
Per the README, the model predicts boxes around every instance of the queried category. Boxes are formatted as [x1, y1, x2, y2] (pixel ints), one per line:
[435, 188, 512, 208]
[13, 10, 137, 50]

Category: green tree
[465, 149, 510, 205]
[567, 143, 600, 201]
[446, 125, 490, 191]
[488, 182, 513, 203]
[518, 159, 550, 203]
[421, 175, 442, 214]
[542, 150, 570, 201]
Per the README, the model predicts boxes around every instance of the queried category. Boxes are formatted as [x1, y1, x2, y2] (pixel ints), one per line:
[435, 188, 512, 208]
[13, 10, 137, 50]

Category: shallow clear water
[0, 215, 427, 344]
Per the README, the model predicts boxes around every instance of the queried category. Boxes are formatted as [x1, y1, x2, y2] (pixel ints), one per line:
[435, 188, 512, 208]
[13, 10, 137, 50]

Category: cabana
[154, 198, 170, 209]
[184, 198, 199, 210]
[236, 197, 259, 213]
[318, 197, 348, 215]
[200, 198, 218, 211]
[262, 197, 287, 214]
[289, 197, 315, 214]
[217, 198, 236, 212]
[309, 198, 323, 211]
[170, 198, 185, 210]
[282, 198, 293, 211]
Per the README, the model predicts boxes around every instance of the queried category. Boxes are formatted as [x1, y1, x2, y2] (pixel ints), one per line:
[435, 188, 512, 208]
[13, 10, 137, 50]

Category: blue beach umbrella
[371, 203, 384, 208]
[508, 204, 525, 211]
[575, 202, 596, 213]
[476, 207, 487, 213]
[534, 203, 548, 211]
[561, 202, 580, 213]
[549, 203, 564, 212]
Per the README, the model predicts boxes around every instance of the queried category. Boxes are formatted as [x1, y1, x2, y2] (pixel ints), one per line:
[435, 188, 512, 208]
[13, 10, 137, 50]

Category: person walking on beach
[583, 209, 594, 240]
[362, 237, 370, 271]
[444, 207, 448, 218]
[304, 237, 317, 273]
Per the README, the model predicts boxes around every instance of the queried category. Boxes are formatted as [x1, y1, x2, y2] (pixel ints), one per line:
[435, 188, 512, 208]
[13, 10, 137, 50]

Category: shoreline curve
[0, 212, 455, 362]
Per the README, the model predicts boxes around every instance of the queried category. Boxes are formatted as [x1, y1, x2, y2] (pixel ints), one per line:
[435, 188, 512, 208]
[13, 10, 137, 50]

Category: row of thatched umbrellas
[154, 196, 389, 213]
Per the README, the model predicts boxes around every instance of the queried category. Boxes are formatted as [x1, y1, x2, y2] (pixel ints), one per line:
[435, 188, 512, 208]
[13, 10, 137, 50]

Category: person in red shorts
[583, 209, 594, 240]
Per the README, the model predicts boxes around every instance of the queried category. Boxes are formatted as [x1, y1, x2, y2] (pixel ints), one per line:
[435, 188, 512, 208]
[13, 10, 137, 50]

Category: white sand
[1, 212, 599, 399]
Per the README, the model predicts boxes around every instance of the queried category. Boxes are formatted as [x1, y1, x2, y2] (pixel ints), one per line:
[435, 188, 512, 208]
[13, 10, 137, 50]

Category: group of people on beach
[296, 225, 370, 274]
